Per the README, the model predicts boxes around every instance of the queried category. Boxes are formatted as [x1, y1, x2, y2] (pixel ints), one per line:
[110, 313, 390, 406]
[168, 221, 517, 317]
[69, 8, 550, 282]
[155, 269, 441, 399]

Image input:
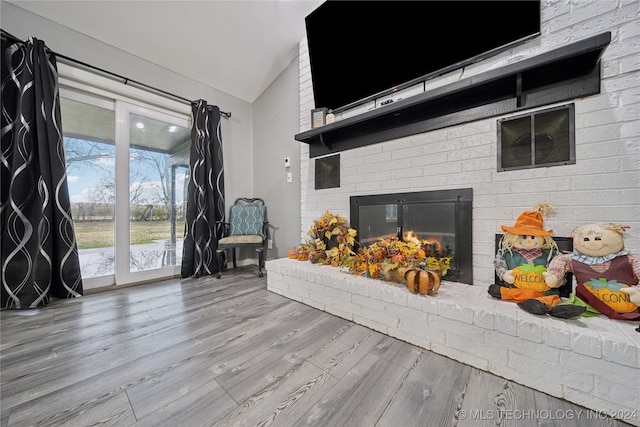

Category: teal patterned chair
[216, 198, 268, 278]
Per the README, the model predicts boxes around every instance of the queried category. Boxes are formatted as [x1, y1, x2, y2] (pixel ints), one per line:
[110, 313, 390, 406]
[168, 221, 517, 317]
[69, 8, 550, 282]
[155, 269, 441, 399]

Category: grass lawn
[74, 220, 185, 249]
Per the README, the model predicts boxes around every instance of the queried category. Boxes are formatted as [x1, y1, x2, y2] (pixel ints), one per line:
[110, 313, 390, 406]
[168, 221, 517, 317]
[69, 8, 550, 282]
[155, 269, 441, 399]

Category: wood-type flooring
[1, 266, 632, 426]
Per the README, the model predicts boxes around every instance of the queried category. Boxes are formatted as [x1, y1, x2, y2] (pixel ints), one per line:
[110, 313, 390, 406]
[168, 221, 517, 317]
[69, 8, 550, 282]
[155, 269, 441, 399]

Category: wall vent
[498, 104, 575, 171]
[315, 154, 340, 189]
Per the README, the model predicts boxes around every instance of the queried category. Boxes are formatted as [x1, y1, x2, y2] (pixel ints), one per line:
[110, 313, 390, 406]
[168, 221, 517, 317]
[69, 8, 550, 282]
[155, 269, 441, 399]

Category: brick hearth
[266, 258, 640, 425]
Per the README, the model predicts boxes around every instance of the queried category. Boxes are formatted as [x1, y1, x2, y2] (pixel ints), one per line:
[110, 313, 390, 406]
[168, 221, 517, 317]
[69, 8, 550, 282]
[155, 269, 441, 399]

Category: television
[305, 1, 541, 113]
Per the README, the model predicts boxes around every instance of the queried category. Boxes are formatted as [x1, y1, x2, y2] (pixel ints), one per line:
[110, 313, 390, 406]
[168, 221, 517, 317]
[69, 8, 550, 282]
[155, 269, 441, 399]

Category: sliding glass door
[60, 88, 191, 289]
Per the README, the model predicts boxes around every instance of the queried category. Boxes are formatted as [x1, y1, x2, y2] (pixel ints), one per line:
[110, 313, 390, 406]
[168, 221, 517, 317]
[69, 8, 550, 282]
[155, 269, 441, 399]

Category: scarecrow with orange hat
[489, 203, 586, 318]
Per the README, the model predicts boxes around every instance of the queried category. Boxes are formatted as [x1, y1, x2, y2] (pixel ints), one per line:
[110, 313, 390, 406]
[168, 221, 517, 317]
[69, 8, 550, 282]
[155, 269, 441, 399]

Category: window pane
[128, 113, 190, 273]
[61, 98, 116, 279]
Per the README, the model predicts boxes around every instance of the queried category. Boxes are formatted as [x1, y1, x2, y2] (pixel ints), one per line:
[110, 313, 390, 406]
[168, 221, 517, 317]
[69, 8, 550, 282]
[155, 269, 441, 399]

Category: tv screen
[305, 1, 541, 112]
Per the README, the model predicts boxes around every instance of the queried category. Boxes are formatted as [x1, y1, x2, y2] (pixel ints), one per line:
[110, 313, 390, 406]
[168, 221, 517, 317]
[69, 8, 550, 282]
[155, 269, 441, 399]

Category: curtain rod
[1, 29, 231, 118]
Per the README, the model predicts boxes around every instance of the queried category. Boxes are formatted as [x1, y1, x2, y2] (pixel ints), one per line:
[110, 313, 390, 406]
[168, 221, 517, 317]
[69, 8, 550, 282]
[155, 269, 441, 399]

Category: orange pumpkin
[584, 284, 638, 313]
[512, 264, 550, 292]
[405, 269, 441, 296]
[390, 254, 405, 263]
[287, 247, 299, 259]
[297, 249, 309, 261]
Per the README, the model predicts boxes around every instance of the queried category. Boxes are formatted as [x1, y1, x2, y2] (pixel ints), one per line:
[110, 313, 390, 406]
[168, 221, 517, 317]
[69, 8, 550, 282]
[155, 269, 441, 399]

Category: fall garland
[288, 211, 453, 296]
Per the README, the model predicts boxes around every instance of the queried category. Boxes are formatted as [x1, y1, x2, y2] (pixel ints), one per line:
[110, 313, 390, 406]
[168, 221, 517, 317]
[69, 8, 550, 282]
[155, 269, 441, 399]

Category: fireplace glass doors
[350, 188, 472, 284]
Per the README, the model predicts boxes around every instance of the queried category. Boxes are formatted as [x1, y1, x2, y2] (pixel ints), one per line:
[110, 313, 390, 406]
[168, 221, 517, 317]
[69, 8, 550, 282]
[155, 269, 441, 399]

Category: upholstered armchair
[216, 198, 268, 278]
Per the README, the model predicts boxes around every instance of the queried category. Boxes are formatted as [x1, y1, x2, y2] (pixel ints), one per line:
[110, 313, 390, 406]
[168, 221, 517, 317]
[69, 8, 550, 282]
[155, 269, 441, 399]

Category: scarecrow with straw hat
[489, 203, 586, 318]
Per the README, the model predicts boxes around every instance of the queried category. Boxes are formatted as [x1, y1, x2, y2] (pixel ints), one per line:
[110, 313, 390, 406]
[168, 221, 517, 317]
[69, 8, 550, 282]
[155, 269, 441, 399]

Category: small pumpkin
[584, 279, 638, 313]
[288, 247, 299, 259]
[405, 269, 441, 296]
[296, 248, 309, 261]
[390, 254, 405, 264]
[512, 263, 550, 292]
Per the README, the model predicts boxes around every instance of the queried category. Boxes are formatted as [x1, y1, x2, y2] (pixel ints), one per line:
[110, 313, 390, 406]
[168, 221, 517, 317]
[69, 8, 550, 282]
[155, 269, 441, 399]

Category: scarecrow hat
[501, 203, 553, 236]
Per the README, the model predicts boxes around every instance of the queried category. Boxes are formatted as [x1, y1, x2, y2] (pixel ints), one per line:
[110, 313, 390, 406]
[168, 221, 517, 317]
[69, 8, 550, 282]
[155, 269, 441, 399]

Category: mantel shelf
[296, 32, 611, 158]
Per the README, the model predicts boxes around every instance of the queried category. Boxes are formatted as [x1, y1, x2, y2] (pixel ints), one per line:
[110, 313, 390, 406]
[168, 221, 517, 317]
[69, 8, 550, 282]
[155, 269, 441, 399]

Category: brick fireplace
[280, 5, 639, 423]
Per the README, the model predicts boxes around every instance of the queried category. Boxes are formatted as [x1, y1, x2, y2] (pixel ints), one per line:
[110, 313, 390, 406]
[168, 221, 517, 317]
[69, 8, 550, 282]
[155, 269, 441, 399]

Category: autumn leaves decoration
[288, 211, 451, 297]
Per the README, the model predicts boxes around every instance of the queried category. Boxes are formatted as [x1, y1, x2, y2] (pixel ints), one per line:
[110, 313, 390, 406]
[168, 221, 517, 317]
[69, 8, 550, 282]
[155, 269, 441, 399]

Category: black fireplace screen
[350, 188, 473, 284]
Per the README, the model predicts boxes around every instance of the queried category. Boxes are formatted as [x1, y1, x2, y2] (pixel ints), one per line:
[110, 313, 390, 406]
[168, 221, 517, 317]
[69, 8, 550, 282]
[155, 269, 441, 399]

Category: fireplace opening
[350, 188, 473, 284]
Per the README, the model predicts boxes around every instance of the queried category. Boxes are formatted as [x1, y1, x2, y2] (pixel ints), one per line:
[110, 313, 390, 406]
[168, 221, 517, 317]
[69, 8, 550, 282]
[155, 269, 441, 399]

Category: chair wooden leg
[232, 248, 238, 269]
[216, 249, 225, 279]
[256, 247, 264, 277]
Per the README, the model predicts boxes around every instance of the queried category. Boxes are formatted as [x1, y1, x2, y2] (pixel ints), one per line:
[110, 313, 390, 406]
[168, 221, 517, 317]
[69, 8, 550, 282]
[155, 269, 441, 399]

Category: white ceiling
[7, 0, 324, 103]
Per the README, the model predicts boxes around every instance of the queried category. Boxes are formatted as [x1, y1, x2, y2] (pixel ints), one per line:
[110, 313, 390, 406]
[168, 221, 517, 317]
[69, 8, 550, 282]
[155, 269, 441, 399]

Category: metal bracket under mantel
[318, 133, 331, 150]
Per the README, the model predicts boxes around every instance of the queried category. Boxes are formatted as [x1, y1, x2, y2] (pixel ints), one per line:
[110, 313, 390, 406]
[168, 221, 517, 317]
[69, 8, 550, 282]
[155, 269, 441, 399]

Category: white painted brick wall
[266, 258, 640, 423]
[297, 0, 640, 288]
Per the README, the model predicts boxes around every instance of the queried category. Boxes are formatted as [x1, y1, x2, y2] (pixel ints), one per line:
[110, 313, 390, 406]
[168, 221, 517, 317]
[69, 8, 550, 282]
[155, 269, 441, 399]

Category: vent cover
[315, 154, 340, 189]
[498, 104, 575, 171]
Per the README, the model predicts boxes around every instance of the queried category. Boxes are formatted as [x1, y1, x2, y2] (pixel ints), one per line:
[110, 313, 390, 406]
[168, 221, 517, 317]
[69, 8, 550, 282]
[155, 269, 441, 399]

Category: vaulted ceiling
[7, 0, 324, 103]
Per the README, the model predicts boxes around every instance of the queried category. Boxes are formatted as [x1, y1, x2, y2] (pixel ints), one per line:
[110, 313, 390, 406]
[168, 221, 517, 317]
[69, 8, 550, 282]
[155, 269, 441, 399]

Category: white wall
[252, 58, 302, 259]
[298, 0, 640, 287]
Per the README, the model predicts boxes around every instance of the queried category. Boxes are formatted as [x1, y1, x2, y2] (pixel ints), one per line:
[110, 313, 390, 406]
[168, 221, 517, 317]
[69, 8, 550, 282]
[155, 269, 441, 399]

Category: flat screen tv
[305, 1, 541, 113]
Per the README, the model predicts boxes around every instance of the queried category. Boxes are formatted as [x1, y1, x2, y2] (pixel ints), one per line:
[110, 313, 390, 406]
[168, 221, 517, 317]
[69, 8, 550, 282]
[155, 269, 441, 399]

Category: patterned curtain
[1, 38, 83, 309]
[181, 100, 225, 278]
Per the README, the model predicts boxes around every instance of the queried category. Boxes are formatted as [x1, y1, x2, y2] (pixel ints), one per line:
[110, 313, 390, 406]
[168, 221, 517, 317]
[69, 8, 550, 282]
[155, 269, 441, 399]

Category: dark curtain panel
[181, 100, 226, 278]
[1, 38, 83, 309]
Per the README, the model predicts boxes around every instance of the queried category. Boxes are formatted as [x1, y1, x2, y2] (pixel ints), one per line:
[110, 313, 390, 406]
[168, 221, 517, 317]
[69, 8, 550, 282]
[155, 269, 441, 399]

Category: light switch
[287, 172, 292, 183]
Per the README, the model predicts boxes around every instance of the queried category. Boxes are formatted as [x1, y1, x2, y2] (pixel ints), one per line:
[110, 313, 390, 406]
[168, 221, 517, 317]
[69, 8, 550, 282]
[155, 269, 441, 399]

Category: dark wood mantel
[296, 32, 611, 158]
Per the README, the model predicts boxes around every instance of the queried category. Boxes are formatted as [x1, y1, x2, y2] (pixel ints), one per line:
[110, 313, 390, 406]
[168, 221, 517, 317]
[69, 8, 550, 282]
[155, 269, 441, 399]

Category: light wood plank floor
[1, 267, 631, 427]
